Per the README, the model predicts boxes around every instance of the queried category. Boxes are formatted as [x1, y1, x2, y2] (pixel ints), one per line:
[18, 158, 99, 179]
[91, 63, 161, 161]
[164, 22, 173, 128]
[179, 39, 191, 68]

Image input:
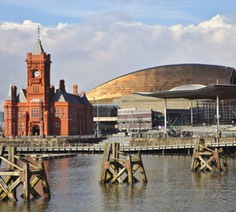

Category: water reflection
[1, 155, 236, 212]
[101, 183, 147, 201]
[100, 183, 147, 212]
[0, 198, 49, 212]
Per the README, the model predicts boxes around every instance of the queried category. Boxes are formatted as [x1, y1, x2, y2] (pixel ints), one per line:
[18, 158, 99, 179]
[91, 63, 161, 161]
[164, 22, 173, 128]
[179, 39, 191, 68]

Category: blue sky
[0, 0, 236, 108]
[0, 0, 235, 26]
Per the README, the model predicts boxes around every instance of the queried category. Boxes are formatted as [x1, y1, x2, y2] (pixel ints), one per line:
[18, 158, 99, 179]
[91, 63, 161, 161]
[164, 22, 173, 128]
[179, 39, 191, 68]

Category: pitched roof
[51, 88, 91, 106]
[6, 84, 13, 101]
[17, 89, 27, 102]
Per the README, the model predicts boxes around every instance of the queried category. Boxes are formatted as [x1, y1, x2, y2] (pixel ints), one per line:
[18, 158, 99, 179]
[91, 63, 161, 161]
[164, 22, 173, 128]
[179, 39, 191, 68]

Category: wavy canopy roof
[169, 84, 206, 91]
[135, 84, 236, 100]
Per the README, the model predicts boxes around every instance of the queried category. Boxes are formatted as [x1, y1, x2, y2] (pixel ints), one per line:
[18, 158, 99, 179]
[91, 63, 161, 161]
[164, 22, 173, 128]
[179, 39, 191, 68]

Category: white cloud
[198, 15, 231, 29]
[0, 14, 236, 110]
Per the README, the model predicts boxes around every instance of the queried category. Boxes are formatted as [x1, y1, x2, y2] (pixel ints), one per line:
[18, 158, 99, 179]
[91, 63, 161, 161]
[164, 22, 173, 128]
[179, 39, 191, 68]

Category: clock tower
[26, 38, 51, 103]
[25, 37, 51, 136]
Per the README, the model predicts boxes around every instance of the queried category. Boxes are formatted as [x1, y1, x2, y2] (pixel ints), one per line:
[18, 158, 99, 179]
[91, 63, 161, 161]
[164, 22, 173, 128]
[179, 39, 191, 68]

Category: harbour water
[1, 154, 236, 212]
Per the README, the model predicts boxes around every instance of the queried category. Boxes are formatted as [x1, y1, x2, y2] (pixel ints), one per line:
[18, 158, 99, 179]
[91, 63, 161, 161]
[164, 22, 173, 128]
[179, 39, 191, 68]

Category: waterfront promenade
[1, 135, 236, 154]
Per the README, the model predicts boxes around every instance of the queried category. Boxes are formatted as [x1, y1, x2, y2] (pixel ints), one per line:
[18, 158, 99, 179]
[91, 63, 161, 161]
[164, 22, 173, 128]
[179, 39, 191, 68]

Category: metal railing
[1, 136, 236, 153]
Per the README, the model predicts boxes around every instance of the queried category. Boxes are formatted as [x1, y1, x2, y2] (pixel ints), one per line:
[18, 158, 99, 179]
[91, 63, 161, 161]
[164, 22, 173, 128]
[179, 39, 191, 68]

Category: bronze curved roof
[87, 64, 236, 102]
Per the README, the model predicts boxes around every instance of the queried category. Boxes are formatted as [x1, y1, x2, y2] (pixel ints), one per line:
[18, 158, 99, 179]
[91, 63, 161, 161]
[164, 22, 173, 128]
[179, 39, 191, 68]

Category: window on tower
[33, 86, 39, 93]
[18, 122, 23, 132]
[62, 108, 65, 118]
[55, 108, 60, 118]
[7, 109, 10, 119]
[18, 108, 25, 119]
[7, 123, 11, 133]
[31, 108, 39, 118]
[55, 122, 61, 128]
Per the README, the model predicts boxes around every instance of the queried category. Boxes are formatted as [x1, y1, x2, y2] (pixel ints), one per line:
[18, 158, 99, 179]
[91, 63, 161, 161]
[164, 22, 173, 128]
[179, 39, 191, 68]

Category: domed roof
[87, 64, 236, 102]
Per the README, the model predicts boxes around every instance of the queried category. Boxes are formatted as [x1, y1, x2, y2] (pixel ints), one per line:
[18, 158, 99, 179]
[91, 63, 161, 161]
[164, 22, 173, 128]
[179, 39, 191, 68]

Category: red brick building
[4, 38, 93, 137]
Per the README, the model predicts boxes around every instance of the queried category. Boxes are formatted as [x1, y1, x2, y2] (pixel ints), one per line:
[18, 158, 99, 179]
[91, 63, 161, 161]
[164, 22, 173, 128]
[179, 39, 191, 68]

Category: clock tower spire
[26, 34, 51, 104]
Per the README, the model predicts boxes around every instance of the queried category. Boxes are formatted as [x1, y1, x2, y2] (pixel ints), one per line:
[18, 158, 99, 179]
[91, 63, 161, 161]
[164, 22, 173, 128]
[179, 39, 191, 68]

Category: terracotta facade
[4, 39, 93, 137]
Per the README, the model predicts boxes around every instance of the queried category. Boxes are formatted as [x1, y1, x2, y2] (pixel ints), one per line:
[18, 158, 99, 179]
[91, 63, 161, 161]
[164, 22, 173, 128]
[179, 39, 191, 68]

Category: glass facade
[117, 108, 164, 132]
[93, 104, 119, 135]
[93, 104, 118, 117]
[195, 99, 236, 125]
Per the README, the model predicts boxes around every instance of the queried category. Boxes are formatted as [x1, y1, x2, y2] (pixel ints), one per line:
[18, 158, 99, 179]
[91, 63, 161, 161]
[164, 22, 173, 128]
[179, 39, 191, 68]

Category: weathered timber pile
[100, 142, 147, 184]
[0, 145, 50, 201]
[191, 138, 228, 172]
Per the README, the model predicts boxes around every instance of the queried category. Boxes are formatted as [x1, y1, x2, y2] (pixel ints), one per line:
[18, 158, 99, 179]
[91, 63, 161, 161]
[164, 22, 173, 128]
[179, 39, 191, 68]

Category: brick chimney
[73, 84, 78, 96]
[59, 80, 66, 92]
[12, 86, 17, 101]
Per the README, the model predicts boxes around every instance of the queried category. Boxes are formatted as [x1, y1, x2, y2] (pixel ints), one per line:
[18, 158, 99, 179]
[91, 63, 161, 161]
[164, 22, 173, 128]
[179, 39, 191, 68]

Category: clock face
[33, 70, 40, 78]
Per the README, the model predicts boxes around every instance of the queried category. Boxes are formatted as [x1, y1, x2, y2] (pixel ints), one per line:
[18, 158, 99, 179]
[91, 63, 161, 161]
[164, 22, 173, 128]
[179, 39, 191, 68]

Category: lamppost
[131, 109, 133, 132]
[216, 95, 220, 134]
[69, 118, 72, 135]
[39, 99, 43, 137]
[138, 117, 142, 134]
[96, 102, 100, 138]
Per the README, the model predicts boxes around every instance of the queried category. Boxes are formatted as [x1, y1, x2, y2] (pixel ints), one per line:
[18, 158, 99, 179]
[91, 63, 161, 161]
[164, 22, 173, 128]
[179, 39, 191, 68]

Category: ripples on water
[1, 155, 236, 212]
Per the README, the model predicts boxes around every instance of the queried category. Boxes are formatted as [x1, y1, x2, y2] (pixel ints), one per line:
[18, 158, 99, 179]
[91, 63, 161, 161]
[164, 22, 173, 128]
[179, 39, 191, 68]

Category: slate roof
[6, 84, 13, 101]
[51, 88, 91, 106]
[17, 89, 27, 102]
[33, 39, 44, 55]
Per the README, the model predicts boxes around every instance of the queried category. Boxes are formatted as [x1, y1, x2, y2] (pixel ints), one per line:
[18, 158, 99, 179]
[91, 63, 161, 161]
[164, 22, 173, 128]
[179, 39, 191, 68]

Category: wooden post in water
[100, 142, 147, 184]
[23, 163, 30, 201]
[0, 145, 50, 201]
[191, 138, 228, 173]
